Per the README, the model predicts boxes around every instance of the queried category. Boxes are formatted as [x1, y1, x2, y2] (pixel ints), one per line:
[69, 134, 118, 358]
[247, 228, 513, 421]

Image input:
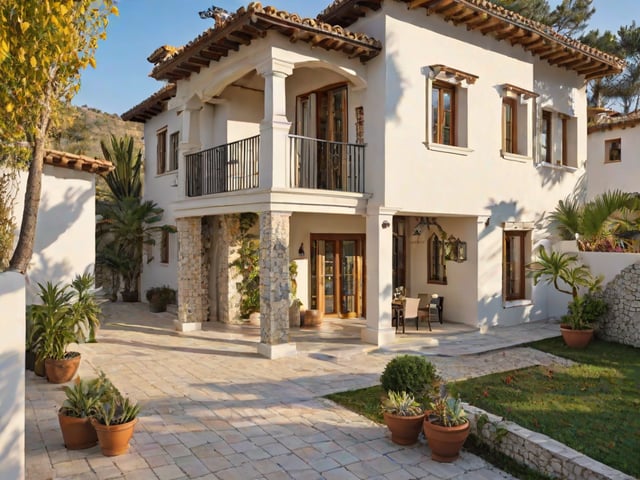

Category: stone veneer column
[257, 211, 296, 359]
[176, 216, 209, 331]
[213, 215, 242, 323]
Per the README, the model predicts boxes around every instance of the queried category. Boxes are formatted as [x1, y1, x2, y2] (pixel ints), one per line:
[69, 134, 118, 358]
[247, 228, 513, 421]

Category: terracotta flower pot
[58, 413, 98, 450]
[45, 353, 81, 384]
[560, 326, 594, 348]
[383, 412, 426, 445]
[423, 417, 470, 462]
[92, 418, 138, 456]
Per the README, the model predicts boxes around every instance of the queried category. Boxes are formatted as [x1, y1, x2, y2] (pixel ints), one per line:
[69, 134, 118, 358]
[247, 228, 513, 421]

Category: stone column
[176, 216, 209, 331]
[257, 211, 297, 358]
[257, 57, 294, 189]
[212, 214, 242, 323]
[361, 206, 397, 346]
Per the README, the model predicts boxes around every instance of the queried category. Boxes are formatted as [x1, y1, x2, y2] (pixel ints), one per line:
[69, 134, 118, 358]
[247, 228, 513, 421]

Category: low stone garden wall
[465, 404, 634, 480]
[597, 262, 640, 348]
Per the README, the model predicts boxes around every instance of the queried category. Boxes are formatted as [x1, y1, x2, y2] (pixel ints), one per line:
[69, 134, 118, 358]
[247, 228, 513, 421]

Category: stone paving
[26, 303, 567, 479]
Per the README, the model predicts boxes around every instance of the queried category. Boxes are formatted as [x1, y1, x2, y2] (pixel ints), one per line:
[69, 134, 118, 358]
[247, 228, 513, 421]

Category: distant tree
[581, 23, 640, 112]
[490, 0, 594, 37]
[0, 1, 117, 273]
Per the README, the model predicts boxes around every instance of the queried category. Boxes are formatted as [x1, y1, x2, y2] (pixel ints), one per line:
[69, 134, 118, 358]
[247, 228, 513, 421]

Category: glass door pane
[324, 241, 335, 314]
[340, 240, 356, 317]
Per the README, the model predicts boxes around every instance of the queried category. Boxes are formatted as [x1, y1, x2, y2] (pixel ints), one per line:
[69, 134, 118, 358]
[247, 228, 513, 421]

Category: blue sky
[73, 0, 640, 115]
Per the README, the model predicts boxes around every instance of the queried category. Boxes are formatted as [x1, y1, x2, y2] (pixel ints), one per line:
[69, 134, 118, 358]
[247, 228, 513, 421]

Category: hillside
[48, 105, 143, 159]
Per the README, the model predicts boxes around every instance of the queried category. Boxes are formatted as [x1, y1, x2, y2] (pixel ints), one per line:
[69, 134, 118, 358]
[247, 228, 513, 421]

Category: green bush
[380, 354, 438, 396]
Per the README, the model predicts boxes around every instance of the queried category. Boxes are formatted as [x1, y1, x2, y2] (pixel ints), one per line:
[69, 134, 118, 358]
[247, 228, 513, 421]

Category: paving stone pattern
[27, 303, 567, 479]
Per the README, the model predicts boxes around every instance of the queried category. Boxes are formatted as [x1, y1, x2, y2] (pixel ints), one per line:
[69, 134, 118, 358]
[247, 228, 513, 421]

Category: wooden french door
[310, 234, 365, 318]
[296, 84, 348, 190]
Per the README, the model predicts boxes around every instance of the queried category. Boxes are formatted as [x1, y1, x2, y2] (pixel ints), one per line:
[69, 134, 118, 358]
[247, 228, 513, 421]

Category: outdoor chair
[418, 293, 432, 331]
[397, 297, 420, 334]
[429, 294, 444, 325]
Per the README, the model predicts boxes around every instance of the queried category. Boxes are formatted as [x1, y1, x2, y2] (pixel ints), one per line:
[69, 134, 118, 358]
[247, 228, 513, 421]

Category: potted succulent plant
[528, 247, 607, 348]
[145, 285, 176, 313]
[91, 376, 140, 456]
[57, 375, 108, 450]
[423, 389, 470, 462]
[28, 275, 101, 383]
[382, 391, 426, 445]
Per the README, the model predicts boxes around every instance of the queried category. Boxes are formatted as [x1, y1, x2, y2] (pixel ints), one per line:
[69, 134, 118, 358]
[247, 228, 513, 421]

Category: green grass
[449, 338, 640, 477]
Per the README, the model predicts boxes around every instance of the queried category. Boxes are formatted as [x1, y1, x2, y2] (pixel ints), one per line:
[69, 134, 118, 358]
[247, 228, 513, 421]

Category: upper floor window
[428, 233, 447, 285]
[432, 82, 455, 145]
[157, 128, 167, 174]
[424, 65, 477, 154]
[605, 138, 621, 163]
[168, 131, 180, 171]
[501, 84, 537, 161]
[541, 111, 552, 164]
[539, 110, 577, 167]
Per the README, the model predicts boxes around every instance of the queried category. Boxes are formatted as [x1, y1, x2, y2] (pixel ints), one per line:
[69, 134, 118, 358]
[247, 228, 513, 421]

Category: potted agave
[58, 376, 107, 449]
[382, 391, 426, 445]
[91, 378, 141, 456]
[423, 389, 469, 462]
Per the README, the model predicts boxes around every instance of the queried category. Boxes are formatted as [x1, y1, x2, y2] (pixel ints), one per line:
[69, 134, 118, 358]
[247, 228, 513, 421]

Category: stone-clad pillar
[257, 211, 297, 358]
[176, 216, 209, 331]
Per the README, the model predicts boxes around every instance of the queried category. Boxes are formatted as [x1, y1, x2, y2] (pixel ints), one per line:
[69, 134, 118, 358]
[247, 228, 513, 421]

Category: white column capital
[257, 58, 294, 78]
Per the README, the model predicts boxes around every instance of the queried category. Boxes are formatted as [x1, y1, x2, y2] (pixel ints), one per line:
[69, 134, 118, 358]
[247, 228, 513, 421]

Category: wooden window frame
[541, 111, 552, 164]
[432, 81, 456, 146]
[160, 230, 169, 264]
[168, 131, 179, 171]
[156, 128, 167, 175]
[561, 116, 568, 166]
[428, 233, 447, 285]
[503, 231, 526, 301]
[605, 138, 622, 163]
[502, 98, 518, 154]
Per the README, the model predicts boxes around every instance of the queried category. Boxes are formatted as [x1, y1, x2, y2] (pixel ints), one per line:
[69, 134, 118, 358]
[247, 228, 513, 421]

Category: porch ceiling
[150, 3, 383, 83]
[318, 0, 624, 80]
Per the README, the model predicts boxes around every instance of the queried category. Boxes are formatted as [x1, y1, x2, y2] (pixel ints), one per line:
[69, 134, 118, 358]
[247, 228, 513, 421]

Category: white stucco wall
[587, 126, 640, 198]
[0, 271, 26, 480]
[8, 165, 97, 302]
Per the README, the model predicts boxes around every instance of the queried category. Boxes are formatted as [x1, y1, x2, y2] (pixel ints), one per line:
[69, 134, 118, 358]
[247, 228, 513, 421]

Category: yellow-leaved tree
[0, 0, 117, 273]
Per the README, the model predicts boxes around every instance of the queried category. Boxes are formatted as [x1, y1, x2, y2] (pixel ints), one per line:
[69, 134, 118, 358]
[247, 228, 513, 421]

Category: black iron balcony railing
[289, 135, 365, 193]
[185, 135, 260, 197]
[185, 134, 365, 197]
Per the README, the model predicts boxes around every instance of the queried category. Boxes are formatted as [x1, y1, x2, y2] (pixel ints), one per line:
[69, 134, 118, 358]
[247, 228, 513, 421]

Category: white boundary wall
[0, 271, 26, 480]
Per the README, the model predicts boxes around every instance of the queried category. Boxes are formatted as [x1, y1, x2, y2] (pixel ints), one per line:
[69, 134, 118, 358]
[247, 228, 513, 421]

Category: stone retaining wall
[597, 262, 640, 347]
[466, 404, 634, 480]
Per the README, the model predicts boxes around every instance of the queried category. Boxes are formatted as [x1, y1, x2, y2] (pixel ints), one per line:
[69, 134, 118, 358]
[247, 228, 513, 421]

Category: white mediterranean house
[586, 108, 640, 198]
[122, 0, 623, 358]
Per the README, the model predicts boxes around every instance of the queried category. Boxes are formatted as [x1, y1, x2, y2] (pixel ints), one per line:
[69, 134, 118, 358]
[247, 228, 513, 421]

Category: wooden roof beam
[523, 38, 547, 52]
[555, 54, 587, 67]
[227, 31, 253, 46]
[480, 19, 507, 35]
[540, 48, 569, 61]
[407, 0, 436, 9]
[199, 49, 222, 61]
[494, 25, 517, 40]
[450, 10, 477, 25]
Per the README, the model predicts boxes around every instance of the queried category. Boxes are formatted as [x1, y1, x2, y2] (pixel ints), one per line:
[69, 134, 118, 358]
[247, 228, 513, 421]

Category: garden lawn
[449, 337, 640, 478]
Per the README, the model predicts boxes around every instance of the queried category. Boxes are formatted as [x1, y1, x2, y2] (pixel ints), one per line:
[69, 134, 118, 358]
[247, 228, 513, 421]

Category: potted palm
[528, 247, 607, 348]
[29, 275, 101, 383]
[423, 389, 470, 462]
[91, 376, 140, 456]
[57, 375, 108, 449]
[145, 285, 176, 313]
[382, 391, 425, 445]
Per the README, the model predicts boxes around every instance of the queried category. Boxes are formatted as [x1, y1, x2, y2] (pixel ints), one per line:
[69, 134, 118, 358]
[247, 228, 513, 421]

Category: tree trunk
[9, 98, 51, 273]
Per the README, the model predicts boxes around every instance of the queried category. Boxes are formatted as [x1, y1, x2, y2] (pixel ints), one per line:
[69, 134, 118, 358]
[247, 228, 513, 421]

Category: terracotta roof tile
[44, 149, 113, 175]
[121, 84, 177, 122]
[588, 110, 640, 134]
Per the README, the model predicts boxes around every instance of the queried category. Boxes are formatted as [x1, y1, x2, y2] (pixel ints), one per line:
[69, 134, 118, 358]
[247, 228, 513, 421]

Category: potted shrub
[528, 247, 607, 348]
[423, 389, 470, 462]
[381, 390, 425, 445]
[57, 375, 108, 450]
[91, 376, 140, 456]
[28, 275, 101, 383]
[145, 285, 176, 313]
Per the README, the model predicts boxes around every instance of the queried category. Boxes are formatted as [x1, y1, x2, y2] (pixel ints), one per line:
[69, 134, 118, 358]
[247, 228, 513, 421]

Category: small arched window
[428, 233, 447, 284]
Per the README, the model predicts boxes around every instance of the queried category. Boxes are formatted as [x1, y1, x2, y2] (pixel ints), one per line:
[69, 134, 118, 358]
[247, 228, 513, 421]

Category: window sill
[503, 299, 533, 309]
[501, 151, 532, 163]
[156, 170, 178, 178]
[536, 162, 578, 172]
[423, 142, 473, 156]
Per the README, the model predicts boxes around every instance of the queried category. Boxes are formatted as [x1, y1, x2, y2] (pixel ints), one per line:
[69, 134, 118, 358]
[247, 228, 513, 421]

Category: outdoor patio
[25, 301, 562, 479]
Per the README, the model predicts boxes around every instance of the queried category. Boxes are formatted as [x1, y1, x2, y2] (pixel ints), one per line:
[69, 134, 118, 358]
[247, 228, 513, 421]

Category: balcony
[185, 134, 365, 197]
